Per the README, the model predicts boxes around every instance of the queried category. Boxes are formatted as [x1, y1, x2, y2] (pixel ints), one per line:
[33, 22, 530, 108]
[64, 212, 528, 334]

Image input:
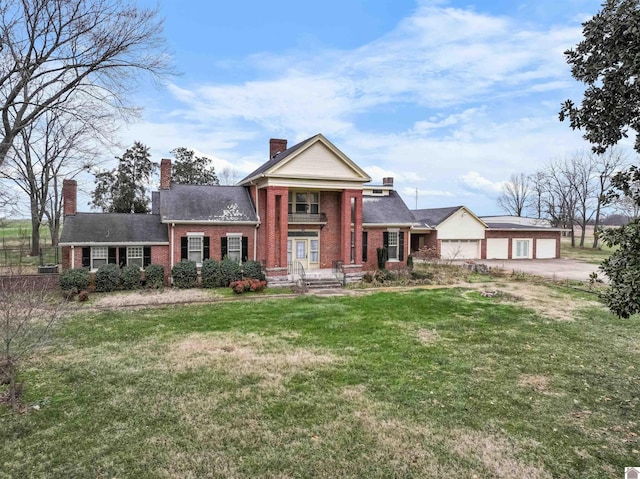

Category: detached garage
[483, 223, 563, 259]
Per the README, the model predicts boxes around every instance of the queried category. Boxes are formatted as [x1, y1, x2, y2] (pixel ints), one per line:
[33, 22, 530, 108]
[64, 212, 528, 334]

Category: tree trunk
[0, 137, 11, 169]
[30, 200, 41, 257]
[593, 202, 602, 249]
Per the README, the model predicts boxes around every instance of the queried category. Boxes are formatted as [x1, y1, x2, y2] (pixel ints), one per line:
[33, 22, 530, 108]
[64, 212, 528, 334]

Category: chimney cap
[382, 177, 394, 187]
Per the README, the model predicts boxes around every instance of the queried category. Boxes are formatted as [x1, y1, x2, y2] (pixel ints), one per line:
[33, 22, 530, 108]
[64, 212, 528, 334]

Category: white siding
[275, 143, 358, 179]
[438, 210, 486, 240]
[486, 238, 509, 259]
[441, 240, 480, 259]
[536, 238, 557, 259]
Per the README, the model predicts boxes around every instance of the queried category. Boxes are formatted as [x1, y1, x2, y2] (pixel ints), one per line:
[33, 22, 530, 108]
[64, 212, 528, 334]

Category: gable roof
[59, 213, 168, 245]
[412, 206, 463, 228]
[363, 191, 416, 225]
[159, 184, 258, 223]
[239, 134, 370, 185]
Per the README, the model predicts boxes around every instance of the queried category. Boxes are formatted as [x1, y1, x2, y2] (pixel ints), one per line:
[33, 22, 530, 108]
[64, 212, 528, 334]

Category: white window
[227, 235, 242, 263]
[288, 191, 320, 214]
[188, 236, 203, 264]
[388, 231, 399, 260]
[287, 239, 292, 264]
[310, 239, 319, 263]
[127, 246, 143, 268]
[91, 246, 108, 269]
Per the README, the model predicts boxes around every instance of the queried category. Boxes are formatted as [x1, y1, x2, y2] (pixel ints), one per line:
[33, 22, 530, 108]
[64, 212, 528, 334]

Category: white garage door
[441, 240, 480, 260]
[536, 238, 557, 259]
[486, 238, 508, 259]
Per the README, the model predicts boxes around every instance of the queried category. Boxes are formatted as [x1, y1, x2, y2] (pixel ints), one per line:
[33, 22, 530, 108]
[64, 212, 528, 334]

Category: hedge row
[59, 264, 165, 292]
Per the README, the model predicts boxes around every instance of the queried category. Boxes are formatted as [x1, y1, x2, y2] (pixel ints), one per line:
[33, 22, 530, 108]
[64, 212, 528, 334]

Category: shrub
[407, 255, 414, 270]
[172, 260, 197, 288]
[230, 279, 267, 294]
[95, 263, 122, 292]
[121, 265, 142, 290]
[242, 260, 265, 281]
[59, 268, 91, 291]
[145, 264, 165, 289]
[201, 259, 223, 288]
[220, 257, 242, 287]
[376, 247, 388, 270]
[77, 290, 89, 302]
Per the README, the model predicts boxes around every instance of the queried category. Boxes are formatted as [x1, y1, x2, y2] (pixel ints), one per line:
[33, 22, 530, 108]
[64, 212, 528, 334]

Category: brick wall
[319, 191, 342, 267]
[363, 227, 410, 271]
[170, 224, 256, 267]
[0, 274, 60, 292]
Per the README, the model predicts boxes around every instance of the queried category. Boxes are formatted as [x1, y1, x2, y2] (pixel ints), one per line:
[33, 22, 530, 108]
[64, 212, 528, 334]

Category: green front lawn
[1, 285, 638, 478]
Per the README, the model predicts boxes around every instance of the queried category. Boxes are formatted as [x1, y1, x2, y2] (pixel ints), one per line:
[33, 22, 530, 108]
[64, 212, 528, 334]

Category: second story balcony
[288, 212, 327, 224]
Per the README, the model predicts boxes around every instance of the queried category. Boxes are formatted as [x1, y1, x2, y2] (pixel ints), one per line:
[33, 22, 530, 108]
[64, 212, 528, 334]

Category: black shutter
[181, 237, 188, 261]
[362, 231, 368, 262]
[108, 247, 117, 264]
[82, 247, 90, 268]
[242, 236, 248, 262]
[118, 247, 127, 267]
[221, 237, 228, 260]
[399, 232, 405, 261]
[143, 246, 151, 267]
[203, 237, 210, 260]
[383, 232, 389, 249]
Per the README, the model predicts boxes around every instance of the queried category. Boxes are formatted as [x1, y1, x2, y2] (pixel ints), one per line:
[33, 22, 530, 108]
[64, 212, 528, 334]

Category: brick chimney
[383, 177, 394, 187]
[62, 179, 77, 216]
[160, 158, 171, 189]
[270, 139, 287, 158]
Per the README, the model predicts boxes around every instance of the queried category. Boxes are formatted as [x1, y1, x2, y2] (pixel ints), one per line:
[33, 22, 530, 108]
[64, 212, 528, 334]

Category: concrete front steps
[300, 269, 344, 289]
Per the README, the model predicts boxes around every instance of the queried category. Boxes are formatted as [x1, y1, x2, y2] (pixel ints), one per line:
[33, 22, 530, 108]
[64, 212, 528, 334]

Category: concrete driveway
[460, 258, 603, 283]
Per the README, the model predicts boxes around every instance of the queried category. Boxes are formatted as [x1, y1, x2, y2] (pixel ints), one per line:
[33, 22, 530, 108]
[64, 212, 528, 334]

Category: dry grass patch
[448, 429, 550, 479]
[417, 328, 440, 344]
[166, 332, 342, 389]
[462, 281, 603, 321]
[517, 374, 551, 393]
[92, 289, 216, 309]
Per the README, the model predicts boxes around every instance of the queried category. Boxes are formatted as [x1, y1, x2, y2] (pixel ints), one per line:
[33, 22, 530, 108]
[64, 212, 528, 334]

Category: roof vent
[382, 177, 394, 187]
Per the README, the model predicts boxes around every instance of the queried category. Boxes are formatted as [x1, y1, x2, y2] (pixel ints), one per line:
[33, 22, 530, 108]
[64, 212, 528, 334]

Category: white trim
[160, 220, 259, 225]
[71, 245, 75, 270]
[186, 232, 205, 236]
[363, 223, 415, 228]
[59, 242, 169, 246]
[225, 232, 243, 237]
[170, 223, 175, 270]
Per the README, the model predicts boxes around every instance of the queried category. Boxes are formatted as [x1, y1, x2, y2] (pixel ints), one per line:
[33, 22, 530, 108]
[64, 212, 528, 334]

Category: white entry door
[295, 239, 308, 269]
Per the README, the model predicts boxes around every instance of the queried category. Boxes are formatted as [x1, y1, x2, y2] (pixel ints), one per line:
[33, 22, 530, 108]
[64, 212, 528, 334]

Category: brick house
[59, 134, 415, 284]
[60, 134, 564, 285]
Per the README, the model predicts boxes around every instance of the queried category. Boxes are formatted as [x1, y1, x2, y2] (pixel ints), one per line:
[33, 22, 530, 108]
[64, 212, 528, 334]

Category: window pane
[296, 193, 307, 203]
[228, 236, 241, 251]
[310, 240, 319, 262]
[296, 241, 306, 259]
[188, 251, 201, 262]
[129, 257, 143, 267]
[93, 258, 107, 268]
[309, 193, 319, 203]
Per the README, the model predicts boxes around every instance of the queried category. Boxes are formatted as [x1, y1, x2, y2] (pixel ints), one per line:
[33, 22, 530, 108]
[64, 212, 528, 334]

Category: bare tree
[1, 106, 107, 255]
[544, 158, 579, 246]
[0, 0, 172, 167]
[0, 275, 68, 411]
[218, 167, 242, 185]
[497, 173, 530, 216]
[592, 148, 628, 248]
[566, 152, 597, 248]
[527, 171, 547, 219]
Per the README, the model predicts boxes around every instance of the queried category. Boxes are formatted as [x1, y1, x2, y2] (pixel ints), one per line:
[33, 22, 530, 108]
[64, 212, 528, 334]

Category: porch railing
[288, 213, 327, 224]
[332, 260, 346, 286]
[287, 260, 306, 283]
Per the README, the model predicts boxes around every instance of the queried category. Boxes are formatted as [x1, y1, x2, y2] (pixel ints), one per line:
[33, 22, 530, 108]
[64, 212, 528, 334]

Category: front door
[288, 234, 320, 270]
[295, 239, 308, 269]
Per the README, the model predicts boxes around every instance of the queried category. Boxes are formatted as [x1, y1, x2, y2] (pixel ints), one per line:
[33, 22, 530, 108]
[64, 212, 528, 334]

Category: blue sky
[115, 0, 613, 214]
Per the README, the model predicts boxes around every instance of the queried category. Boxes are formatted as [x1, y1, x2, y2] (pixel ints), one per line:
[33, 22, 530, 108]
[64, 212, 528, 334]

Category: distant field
[561, 235, 616, 265]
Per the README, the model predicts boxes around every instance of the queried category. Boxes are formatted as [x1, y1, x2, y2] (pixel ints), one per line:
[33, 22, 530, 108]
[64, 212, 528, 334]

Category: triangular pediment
[266, 134, 371, 182]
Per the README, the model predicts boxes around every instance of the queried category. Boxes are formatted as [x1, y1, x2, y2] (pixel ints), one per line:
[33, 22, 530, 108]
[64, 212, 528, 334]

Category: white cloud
[458, 171, 505, 194]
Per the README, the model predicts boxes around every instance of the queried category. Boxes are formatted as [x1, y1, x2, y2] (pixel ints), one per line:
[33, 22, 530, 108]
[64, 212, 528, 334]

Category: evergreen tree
[171, 147, 219, 185]
[92, 142, 156, 213]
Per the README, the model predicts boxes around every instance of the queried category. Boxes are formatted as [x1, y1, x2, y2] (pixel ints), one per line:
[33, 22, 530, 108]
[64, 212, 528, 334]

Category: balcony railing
[288, 213, 327, 224]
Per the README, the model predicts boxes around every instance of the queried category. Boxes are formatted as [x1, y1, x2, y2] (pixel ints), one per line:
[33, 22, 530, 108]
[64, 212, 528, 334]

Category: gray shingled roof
[363, 191, 416, 224]
[239, 136, 316, 184]
[60, 213, 168, 244]
[159, 184, 258, 223]
[411, 206, 463, 228]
